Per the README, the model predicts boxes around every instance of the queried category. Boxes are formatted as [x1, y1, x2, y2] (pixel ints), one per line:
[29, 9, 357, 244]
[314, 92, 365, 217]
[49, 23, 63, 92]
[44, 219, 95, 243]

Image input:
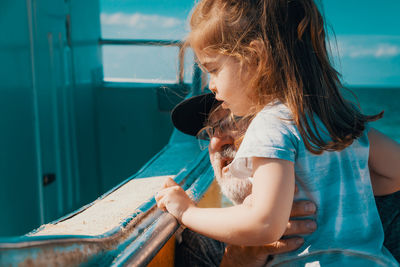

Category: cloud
[345, 44, 400, 59]
[375, 44, 400, 58]
[332, 35, 400, 59]
[101, 12, 183, 30]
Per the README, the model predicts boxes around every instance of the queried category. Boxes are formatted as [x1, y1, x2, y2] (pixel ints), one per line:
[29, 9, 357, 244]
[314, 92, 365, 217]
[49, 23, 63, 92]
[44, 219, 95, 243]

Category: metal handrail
[112, 156, 215, 267]
[99, 38, 186, 84]
[99, 39, 182, 46]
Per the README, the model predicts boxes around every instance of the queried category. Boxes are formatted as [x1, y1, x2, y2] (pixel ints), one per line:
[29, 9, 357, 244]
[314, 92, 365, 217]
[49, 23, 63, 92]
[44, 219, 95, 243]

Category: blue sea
[349, 87, 400, 142]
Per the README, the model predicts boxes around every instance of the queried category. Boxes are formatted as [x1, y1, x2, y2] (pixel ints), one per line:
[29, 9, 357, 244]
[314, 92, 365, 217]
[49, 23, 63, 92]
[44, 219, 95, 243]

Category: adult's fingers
[283, 219, 317, 236]
[261, 237, 304, 255]
[290, 200, 316, 217]
[222, 238, 305, 267]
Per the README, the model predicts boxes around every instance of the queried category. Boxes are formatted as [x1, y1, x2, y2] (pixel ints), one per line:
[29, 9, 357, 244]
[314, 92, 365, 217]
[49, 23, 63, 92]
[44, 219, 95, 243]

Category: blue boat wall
[1, 0, 99, 236]
[0, 139, 215, 266]
[0, 0, 199, 240]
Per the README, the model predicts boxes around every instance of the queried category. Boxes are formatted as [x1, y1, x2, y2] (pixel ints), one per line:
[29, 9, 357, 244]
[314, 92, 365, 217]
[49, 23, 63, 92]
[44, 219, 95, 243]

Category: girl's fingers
[157, 199, 167, 211]
[155, 185, 184, 210]
[156, 185, 182, 200]
[155, 191, 163, 202]
[163, 177, 179, 188]
[156, 192, 165, 209]
[155, 187, 167, 201]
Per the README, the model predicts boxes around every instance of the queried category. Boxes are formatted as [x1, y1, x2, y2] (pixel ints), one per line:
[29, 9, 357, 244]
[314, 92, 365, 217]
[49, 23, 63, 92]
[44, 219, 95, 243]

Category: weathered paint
[1, 1, 209, 265]
[0, 135, 214, 266]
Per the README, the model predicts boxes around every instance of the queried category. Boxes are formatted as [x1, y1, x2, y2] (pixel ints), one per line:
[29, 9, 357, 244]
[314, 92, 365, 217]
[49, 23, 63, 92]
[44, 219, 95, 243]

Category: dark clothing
[175, 228, 225, 267]
[376, 191, 400, 263]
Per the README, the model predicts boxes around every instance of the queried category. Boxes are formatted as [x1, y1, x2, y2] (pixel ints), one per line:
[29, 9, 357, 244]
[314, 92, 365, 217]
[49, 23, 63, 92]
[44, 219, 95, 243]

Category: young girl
[156, 0, 400, 265]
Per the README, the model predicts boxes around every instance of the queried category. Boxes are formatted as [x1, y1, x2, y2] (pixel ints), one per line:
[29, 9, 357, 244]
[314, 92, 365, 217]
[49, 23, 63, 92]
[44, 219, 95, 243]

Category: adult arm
[220, 200, 316, 267]
[368, 128, 400, 196]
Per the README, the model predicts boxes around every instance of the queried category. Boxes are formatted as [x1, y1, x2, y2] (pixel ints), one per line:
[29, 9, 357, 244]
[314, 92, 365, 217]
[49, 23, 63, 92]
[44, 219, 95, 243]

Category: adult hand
[220, 200, 316, 267]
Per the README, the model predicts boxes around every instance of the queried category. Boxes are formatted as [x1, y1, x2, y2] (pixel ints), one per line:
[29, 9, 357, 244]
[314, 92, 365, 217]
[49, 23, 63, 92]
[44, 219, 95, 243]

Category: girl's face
[198, 53, 254, 116]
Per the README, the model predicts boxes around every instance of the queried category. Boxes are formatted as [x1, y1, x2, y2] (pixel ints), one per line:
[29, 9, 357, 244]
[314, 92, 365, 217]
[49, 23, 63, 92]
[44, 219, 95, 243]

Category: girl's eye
[208, 68, 219, 74]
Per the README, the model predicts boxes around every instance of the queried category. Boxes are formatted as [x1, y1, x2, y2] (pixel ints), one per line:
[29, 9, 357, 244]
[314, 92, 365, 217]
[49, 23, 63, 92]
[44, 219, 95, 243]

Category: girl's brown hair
[187, 0, 382, 154]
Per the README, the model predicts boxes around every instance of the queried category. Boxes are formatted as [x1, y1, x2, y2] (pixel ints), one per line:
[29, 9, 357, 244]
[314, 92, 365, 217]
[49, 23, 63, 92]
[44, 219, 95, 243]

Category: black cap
[171, 93, 221, 136]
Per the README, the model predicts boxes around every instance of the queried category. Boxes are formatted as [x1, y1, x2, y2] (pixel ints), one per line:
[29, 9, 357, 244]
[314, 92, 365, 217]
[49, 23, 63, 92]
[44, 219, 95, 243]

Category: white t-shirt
[229, 102, 398, 266]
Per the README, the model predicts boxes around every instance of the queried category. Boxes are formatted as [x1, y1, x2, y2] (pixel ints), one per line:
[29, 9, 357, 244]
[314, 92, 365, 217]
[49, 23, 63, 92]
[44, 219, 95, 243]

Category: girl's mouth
[215, 97, 228, 108]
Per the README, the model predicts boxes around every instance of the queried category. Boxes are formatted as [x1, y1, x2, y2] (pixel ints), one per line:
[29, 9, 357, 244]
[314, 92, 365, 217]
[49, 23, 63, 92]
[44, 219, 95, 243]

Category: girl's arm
[156, 158, 295, 246]
[368, 128, 400, 196]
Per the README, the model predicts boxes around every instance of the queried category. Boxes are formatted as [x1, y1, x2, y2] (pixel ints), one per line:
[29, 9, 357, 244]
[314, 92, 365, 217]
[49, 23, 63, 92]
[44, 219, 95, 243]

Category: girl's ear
[249, 40, 264, 54]
[248, 39, 265, 67]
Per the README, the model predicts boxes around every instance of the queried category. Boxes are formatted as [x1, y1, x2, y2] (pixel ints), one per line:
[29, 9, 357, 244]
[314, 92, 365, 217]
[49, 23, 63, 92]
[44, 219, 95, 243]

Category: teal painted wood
[68, 0, 103, 211]
[0, 0, 207, 264]
[0, 0, 104, 237]
[0, 0, 202, 237]
[0, 0, 43, 236]
[95, 82, 189, 192]
[34, 0, 70, 225]
[0, 134, 213, 266]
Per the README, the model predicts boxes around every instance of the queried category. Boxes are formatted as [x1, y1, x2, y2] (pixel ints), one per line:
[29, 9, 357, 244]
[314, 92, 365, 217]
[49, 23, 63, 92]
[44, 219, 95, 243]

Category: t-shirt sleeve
[229, 106, 299, 179]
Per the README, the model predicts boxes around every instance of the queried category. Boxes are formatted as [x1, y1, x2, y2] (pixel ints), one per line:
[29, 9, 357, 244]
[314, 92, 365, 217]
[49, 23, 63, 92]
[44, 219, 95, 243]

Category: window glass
[100, 0, 194, 82]
[322, 1, 400, 87]
[322, 1, 400, 141]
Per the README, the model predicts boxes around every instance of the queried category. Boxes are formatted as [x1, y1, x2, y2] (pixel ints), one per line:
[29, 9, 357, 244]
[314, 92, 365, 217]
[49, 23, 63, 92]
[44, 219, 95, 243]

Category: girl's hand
[155, 177, 195, 222]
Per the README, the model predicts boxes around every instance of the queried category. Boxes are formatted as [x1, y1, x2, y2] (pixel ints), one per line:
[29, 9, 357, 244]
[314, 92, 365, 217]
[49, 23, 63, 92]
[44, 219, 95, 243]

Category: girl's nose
[208, 77, 217, 94]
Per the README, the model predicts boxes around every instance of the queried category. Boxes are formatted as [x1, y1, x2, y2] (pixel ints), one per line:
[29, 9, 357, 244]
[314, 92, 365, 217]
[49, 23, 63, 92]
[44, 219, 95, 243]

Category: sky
[100, 0, 400, 87]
